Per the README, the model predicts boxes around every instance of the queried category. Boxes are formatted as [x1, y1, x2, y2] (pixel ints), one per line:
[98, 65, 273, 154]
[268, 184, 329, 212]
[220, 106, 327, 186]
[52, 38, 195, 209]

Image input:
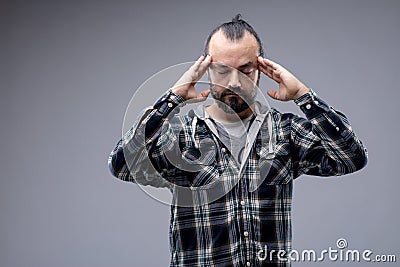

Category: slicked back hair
[204, 14, 264, 57]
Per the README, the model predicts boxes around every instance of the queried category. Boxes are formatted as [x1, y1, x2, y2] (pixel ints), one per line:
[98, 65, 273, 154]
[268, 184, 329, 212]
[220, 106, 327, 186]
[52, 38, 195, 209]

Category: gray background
[1, 0, 399, 266]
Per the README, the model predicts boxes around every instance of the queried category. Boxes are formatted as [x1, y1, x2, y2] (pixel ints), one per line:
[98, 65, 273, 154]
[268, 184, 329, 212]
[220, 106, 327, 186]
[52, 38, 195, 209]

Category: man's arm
[107, 90, 186, 187]
[108, 55, 212, 186]
[291, 89, 368, 178]
[257, 57, 368, 178]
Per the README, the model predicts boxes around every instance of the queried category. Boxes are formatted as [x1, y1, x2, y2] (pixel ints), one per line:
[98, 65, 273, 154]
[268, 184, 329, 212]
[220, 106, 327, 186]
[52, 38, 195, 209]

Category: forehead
[209, 30, 259, 68]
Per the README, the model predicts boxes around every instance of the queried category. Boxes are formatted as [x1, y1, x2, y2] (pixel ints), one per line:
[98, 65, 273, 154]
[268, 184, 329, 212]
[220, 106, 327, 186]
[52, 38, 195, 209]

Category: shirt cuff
[294, 88, 331, 119]
[153, 89, 186, 116]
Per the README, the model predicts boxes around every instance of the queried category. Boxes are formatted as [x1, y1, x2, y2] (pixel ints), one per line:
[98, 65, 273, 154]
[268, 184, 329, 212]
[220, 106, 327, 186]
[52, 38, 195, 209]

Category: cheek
[210, 85, 223, 98]
[240, 76, 257, 91]
[211, 83, 227, 93]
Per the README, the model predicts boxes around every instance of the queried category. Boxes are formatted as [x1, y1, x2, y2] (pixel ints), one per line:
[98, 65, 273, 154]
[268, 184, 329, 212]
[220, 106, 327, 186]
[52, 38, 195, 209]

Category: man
[108, 15, 368, 266]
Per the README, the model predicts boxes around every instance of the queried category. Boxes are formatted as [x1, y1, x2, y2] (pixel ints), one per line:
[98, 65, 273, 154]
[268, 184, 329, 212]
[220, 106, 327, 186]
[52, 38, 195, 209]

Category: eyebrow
[213, 63, 230, 69]
[214, 61, 254, 69]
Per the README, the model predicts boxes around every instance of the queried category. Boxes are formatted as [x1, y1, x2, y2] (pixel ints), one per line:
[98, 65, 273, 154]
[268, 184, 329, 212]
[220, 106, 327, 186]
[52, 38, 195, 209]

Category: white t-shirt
[211, 114, 255, 167]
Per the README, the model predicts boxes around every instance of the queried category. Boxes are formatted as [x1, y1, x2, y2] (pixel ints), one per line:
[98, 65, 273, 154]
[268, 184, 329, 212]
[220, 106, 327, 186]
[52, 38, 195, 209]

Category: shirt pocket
[191, 165, 220, 188]
[180, 147, 220, 188]
[256, 140, 292, 185]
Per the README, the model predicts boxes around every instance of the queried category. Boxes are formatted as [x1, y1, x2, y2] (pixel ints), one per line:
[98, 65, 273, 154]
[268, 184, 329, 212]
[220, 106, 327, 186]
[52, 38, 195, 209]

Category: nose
[227, 70, 241, 88]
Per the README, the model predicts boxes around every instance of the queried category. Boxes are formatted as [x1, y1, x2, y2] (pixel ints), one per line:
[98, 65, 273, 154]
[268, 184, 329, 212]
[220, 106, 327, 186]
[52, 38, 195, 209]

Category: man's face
[208, 30, 260, 114]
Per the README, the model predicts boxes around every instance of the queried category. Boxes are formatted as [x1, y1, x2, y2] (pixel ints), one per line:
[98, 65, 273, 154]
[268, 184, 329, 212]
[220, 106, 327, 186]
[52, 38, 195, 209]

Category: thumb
[187, 89, 211, 103]
[267, 90, 280, 100]
[199, 89, 211, 98]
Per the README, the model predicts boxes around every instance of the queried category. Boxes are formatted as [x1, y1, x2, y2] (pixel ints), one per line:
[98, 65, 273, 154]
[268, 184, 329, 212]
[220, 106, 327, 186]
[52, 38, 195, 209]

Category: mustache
[221, 87, 243, 97]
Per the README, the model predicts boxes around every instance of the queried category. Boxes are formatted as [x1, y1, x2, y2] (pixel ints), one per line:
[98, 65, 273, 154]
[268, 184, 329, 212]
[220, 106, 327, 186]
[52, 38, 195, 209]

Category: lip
[223, 94, 239, 98]
[223, 91, 240, 96]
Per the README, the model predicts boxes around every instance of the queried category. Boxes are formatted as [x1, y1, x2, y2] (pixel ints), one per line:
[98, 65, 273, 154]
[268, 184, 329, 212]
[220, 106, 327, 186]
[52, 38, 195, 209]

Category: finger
[258, 56, 278, 70]
[257, 56, 271, 68]
[258, 61, 274, 74]
[259, 65, 281, 83]
[192, 55, 212, 83]
[197, 54, 212, 74]
[184, 55, 208, 83]
[263, 58, 279, 70]
[189, 55, 205, 73]
[260, 64, 282, 83]
[258, 64, 273, 78]
[271, 70, 282, 83]
[186, 89, 211, 103]
[199, 88, 211, 99]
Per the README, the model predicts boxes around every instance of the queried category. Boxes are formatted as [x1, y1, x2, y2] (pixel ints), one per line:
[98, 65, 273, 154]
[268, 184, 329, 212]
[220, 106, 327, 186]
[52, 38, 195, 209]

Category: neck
[206, 102, 255, 123]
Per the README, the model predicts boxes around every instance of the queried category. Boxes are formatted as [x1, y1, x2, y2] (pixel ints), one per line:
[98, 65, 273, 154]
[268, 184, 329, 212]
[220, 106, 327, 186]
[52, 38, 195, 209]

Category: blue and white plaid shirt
[108, 88, 368, 266]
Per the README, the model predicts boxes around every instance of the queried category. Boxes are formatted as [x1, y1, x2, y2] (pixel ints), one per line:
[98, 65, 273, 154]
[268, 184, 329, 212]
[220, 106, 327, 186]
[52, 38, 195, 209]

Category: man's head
[204, 14, 264, 114]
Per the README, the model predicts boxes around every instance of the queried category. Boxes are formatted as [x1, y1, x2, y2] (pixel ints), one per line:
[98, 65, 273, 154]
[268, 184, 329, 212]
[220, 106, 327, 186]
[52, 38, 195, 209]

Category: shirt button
[336, 126, 340, 131]
[306, 104, 312, 110]
[221, 147, 226, 153]
[167, 102, 173, 108]
[240, 200, 246, 206]
[246, 262, 251, 266]
[244, 231, 249, 237]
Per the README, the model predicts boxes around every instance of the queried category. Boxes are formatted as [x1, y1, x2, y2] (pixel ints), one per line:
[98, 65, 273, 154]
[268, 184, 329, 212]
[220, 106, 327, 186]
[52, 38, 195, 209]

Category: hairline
[204, 27, 264, 57]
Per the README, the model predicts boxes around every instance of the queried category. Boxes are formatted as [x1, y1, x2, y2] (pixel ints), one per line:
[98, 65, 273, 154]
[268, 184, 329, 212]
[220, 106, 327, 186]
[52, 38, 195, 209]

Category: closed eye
[241, 69, 254, 75]
[217, 71, 229, 75]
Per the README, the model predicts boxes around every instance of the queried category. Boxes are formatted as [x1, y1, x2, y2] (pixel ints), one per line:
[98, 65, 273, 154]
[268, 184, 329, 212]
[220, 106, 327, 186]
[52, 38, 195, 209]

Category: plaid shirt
[108, 88, 368, 267]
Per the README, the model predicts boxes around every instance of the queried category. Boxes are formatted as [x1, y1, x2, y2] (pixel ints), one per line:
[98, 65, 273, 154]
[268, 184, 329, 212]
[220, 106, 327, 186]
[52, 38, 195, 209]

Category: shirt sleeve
[107, 89, 186, 187]
[291, 88, 368, 178]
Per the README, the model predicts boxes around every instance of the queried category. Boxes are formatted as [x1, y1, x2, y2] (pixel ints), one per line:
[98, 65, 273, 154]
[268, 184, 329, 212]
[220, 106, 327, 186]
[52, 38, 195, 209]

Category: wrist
[293, 85, 310, 100]
[171, 87, 188, 100]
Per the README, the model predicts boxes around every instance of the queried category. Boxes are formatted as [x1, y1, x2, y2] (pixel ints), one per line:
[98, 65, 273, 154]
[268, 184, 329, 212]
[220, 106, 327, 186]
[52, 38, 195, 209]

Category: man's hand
[172, 55, 212, 102]
[258, 57, 309, 101]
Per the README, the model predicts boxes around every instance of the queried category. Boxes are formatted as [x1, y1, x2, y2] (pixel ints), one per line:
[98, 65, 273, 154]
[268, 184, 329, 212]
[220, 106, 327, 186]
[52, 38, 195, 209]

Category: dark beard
[211, 86, 255, 114]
